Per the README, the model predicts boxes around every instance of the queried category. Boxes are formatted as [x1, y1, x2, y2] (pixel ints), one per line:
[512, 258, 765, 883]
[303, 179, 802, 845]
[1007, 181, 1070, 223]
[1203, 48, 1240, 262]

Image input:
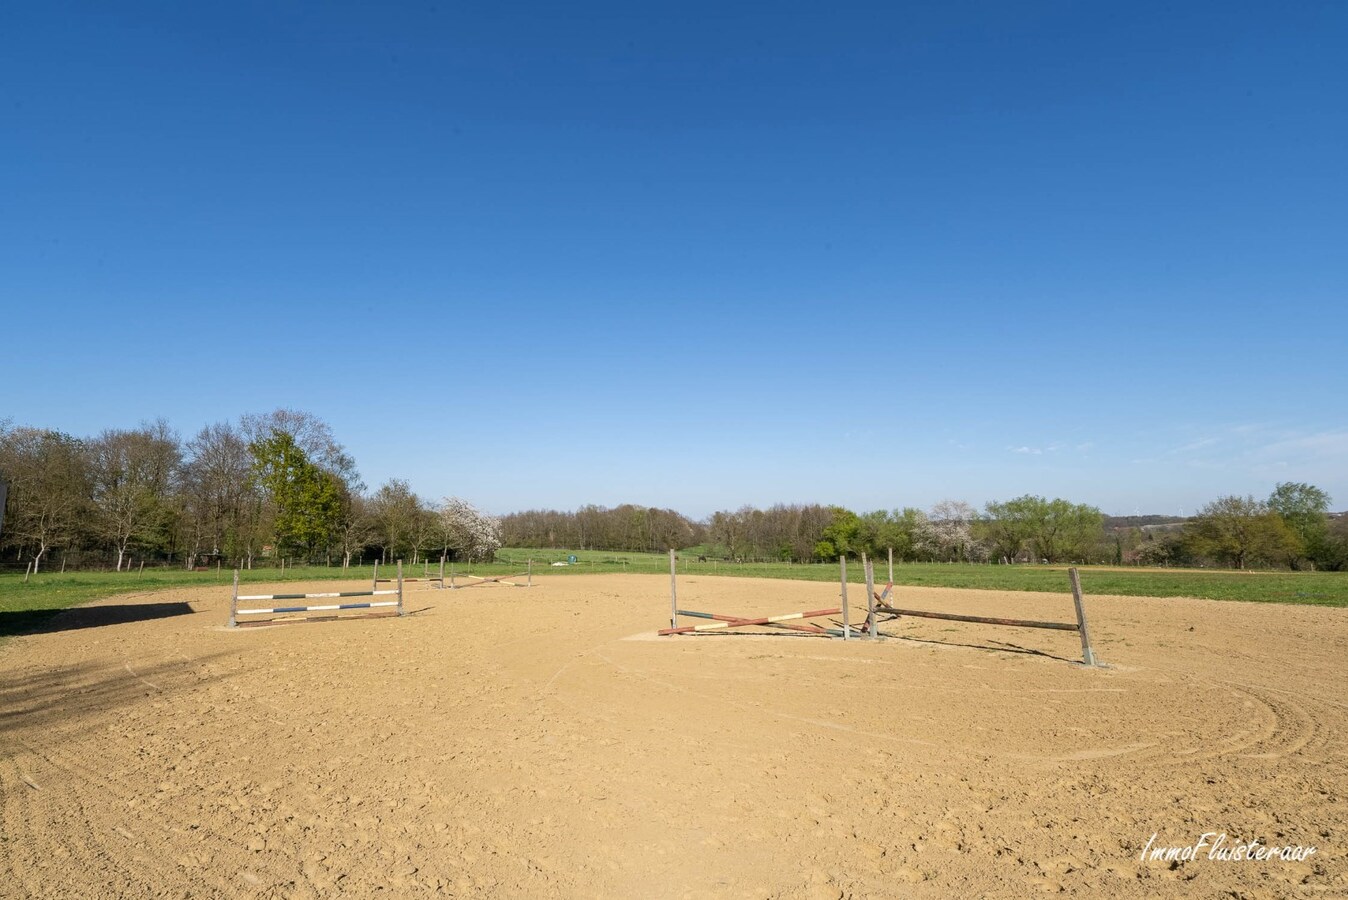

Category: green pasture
[3, 550, 1345, 640]
[496, 548, 1348, 607]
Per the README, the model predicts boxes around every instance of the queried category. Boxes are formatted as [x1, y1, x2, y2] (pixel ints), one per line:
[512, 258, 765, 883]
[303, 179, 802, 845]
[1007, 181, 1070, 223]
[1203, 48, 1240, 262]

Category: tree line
[0, 411, 500, 572]
[4, 411, 1343, 573]
[506, 488, 1346, 572]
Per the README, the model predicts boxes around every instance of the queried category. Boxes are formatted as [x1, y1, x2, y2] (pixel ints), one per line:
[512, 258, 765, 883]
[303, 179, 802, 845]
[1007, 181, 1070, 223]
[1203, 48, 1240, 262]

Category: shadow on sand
[0, 602, 195, 638]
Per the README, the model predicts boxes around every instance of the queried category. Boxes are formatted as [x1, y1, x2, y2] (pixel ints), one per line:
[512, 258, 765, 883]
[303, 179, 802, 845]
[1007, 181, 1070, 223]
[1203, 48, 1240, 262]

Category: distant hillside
[1103, 514, 1189, 531]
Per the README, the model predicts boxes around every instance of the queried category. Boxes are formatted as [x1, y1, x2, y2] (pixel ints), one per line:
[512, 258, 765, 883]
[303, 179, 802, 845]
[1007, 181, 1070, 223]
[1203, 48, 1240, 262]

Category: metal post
[1068, 567, 1097, 666]
[840, 556, 850, 641]
[397, 560, 405, 617]
[229, 570, 239, 627]
[865, 556, 877, 640]
[372, 559, 378, 590]
[669, 548, 678, 630]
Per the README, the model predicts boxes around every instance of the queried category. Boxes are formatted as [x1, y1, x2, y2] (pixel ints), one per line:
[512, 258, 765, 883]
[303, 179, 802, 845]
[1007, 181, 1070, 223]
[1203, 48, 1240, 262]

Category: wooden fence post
[669, 549, 678, 630]
[840, 556, 850, 641]
[865, 555, 877, 640]
[229, 570, 239, 627]
[1068, 567, 1098, 666]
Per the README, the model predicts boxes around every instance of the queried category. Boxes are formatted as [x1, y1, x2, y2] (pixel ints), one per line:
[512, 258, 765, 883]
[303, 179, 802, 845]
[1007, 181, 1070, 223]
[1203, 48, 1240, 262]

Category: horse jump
[446, 560, 534, 589]
[659, 549, 1102, 666]
[229, 562, 406, 627]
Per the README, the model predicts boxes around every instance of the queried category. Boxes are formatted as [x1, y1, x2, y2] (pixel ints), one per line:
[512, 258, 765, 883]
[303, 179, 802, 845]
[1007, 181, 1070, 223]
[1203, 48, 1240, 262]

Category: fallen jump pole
[659, 608, 842, 636]
[451, 570, 533, 588]
[670, 609, 836, 635]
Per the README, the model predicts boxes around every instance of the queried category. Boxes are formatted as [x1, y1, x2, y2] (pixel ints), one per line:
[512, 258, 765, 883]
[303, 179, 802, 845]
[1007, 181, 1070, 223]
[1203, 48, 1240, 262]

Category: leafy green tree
[1184, 495, 1297, 569]
[978, 495, 1103, 563]
[977, 496, 1035, 562]
[250, 431, 341, 560]
[814, 506, 861, 560]
[1267, 482, 1332, 569]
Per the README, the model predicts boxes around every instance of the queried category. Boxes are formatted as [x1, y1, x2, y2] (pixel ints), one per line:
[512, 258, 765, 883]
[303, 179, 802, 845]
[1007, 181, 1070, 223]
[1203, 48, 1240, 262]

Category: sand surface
[2, 573, 1345, 898]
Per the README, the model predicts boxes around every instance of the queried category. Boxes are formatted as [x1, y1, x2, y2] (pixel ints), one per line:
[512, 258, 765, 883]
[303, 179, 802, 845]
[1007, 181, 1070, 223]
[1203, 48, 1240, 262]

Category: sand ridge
[1, 573, 1344, 898]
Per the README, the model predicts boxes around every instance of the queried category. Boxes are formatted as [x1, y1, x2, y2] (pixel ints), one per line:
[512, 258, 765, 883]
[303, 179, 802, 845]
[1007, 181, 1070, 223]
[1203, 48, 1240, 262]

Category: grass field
[2, 549, 1345, 638]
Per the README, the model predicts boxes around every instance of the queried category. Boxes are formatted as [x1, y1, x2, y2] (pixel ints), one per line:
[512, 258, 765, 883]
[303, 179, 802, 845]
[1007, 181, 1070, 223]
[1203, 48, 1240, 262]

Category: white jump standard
[229, 562, 406, 627]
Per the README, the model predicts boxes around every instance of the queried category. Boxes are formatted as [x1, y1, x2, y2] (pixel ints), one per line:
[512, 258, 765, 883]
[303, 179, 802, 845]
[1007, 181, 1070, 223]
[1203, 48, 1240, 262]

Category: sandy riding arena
[2, 574, 1345, 898]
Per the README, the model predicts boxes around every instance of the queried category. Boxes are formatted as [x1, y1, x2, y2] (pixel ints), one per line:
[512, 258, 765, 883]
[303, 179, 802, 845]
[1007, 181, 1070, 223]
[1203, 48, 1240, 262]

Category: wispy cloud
[1167, 436, 1223, 456]
[1008, 443, 1067, 455]
[1250, 430, 1348, 464]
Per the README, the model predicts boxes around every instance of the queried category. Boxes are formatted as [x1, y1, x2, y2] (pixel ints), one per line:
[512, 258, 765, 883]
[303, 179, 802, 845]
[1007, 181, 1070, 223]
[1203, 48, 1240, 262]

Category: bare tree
[90, 420, 181, 570]
[370, 478, 419, 563]
[180, 422, 254, 568]
[0, 427, 91, 572]
[335, 491, 377, 568]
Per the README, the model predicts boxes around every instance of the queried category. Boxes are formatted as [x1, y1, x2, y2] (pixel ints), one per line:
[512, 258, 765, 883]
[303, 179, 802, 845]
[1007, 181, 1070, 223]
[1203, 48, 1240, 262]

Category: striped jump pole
[668, 609, 839, 635]
[662, 556, 851, 639]
[451, 571, 534, 588]
[659, 607, 842, 636]
[231, 589, 402, 621]
[228, 561, 406, 627]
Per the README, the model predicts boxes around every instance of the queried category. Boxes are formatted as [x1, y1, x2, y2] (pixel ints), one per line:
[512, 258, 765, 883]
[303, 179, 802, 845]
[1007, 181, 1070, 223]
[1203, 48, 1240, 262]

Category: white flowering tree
[918, 500, 985, 562]
[438, 496, 503, 561]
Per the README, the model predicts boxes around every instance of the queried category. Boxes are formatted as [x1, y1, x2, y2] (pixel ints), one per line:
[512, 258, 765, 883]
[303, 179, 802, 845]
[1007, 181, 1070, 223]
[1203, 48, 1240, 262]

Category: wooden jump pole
[888, 547, 894, 583]
[1069, 567, 1098, 666]
[874, 570, 1105, 666]
[372, 560, 378, 590]
[840, 555, 850, 641]
[669, 548, 678, 630]
[875, 606, 1078, 630]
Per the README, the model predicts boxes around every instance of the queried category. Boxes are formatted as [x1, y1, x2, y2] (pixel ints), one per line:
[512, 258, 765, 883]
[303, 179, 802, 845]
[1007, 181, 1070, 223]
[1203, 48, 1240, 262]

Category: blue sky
[3, 1, 1345, 518]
